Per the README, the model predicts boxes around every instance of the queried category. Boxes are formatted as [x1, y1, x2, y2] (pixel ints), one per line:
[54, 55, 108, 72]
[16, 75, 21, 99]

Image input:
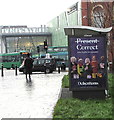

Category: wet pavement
[0, 69, 68, 119]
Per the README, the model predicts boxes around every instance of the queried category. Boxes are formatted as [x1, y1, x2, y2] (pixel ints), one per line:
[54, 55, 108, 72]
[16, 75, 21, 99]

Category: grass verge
[53, 73, 113, 119]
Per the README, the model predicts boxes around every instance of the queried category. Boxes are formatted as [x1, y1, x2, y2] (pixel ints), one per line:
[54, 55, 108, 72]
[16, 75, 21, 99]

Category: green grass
[108, 73, 113, 97]
[62, 75, 69, 88]
[53, 98, 112, 119]
[53, 73, 113, 119]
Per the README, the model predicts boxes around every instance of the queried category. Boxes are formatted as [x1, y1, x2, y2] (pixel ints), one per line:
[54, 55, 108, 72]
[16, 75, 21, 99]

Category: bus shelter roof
[64, 26, 112, 36]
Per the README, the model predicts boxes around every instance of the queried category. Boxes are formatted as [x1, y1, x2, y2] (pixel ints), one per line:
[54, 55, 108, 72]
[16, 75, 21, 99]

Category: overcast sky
[0, 0, 78, 27]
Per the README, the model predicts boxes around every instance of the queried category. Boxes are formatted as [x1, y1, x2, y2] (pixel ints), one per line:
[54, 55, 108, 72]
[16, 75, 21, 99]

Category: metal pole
[1, 64, 4, 77]
[15, 65, 17, 76]
[77, 2, 78, 25]
[58, 65, 61, 73]
[44, 64, 46, 74]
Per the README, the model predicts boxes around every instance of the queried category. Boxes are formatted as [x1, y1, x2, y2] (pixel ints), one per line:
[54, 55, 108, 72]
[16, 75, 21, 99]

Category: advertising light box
[69, 36, 107, 90]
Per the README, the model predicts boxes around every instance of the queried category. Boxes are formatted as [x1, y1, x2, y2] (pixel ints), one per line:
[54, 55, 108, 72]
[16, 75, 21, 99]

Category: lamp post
[44, 39, 48, 53]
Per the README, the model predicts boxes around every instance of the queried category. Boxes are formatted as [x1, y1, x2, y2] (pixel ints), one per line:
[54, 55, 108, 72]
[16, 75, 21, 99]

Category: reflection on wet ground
[0, 69, 68, 118]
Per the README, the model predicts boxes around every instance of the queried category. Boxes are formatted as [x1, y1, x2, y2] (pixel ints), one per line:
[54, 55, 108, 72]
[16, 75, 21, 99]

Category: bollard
[58, 65, 61, 73]
[1, 64, 4, 77]
[44, 64, 46, 74]
[15, 65, 17, 76]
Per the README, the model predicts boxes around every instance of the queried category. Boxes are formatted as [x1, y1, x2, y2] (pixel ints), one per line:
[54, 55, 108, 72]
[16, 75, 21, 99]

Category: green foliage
[108, 73, 113, 97]
[62, 74, 69, 88]
[53, 98, 112, 119]
[111, 74, 114, 119]
[53, 74, 113, 119]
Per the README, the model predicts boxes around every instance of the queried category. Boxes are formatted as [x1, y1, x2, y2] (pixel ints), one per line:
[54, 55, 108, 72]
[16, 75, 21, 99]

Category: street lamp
[44, 39, 48, 53]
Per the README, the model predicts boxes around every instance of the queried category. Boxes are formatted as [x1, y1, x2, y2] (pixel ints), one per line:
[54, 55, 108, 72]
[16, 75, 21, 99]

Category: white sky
[0, 0, 78, 27]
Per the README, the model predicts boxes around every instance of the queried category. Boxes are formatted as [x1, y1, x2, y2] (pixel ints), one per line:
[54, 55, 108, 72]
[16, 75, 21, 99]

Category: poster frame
[68, 34, 108, 92]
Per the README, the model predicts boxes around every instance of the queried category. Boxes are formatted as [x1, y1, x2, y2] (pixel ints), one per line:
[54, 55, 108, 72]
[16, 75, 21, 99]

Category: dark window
[33, 59, 38, 65]
[38, 59, 45, 64]
[7, 56, 12, 62]
[45, 59, 51, 63]
[0, 56, 2, 62]
[15, 55, 20, 61]
[11, 56, 16, 62]
[3, 56, 8, 62]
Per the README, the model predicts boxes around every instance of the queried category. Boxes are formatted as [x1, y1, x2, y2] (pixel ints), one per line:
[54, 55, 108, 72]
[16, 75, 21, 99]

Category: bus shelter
[64, 26, 112, 99]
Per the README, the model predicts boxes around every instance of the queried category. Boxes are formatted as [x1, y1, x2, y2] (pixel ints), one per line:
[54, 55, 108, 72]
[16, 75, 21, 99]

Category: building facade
[47, 0, 82, 46]
[0, 25, 52, 55]
[47, 0, 113, 68]
[0, 1, 113, 65]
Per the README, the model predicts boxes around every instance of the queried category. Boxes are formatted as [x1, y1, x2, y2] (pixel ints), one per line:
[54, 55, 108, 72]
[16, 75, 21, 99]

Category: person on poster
[70, 56, 79, 79]
[98, 56, 105, 77]
[91, 55, 98, 78]
[84, 58, 92, 79]
[77, 58, 84, 78]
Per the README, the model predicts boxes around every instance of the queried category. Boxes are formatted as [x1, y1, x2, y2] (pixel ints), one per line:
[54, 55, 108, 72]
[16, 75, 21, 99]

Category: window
[3, 56, 8, 62]
[54, 48, 60, 52]
[33, 59, 38, 65]
[57, 16, 60, 28]
[38, 59, 44, 64]
[7, 56, 12, 62]
[47, 48, 53, 52]
[15, 55, 20, 61]
[0, 56, 2, 62]
[11, 56, 16, 62]
[45, 59, 51, 63]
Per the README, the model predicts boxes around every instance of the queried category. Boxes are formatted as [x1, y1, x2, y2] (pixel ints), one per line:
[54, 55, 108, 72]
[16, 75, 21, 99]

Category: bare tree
[91, 2, 112, 28]
[88, 2, 113, 72]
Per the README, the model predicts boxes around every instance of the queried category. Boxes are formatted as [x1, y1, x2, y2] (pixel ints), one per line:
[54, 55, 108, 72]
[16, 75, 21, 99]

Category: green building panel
[47, 2, 82, 47]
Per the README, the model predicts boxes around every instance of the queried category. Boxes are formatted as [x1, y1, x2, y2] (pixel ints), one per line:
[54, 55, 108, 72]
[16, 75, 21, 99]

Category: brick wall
[81, 1, 113, 70]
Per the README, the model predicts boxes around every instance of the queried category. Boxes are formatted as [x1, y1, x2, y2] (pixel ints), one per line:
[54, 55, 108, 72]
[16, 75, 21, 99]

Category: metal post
[44, 64, 46, 74]
[15, 65, 17, 76]
[58, 65, 61, 73]
[1, 64, 4, 77]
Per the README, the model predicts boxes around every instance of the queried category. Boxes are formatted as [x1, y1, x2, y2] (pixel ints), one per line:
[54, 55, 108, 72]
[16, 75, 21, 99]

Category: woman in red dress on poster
[91, 55, 98, 78]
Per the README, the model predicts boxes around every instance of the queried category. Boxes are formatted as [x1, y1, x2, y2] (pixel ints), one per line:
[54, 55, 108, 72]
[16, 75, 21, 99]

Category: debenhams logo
[75, 38, 99, 51]
[78, 82, 99, 86]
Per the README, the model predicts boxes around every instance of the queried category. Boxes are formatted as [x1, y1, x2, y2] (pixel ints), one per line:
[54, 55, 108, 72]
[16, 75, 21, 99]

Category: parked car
[19, 58, 56, 74]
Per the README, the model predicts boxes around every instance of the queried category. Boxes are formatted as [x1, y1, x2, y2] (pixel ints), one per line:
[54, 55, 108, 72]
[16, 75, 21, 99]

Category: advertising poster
[69, 36, 107, 90]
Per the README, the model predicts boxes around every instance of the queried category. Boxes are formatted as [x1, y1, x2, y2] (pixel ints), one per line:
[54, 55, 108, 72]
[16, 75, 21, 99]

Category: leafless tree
[91, 2, 112, 28]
